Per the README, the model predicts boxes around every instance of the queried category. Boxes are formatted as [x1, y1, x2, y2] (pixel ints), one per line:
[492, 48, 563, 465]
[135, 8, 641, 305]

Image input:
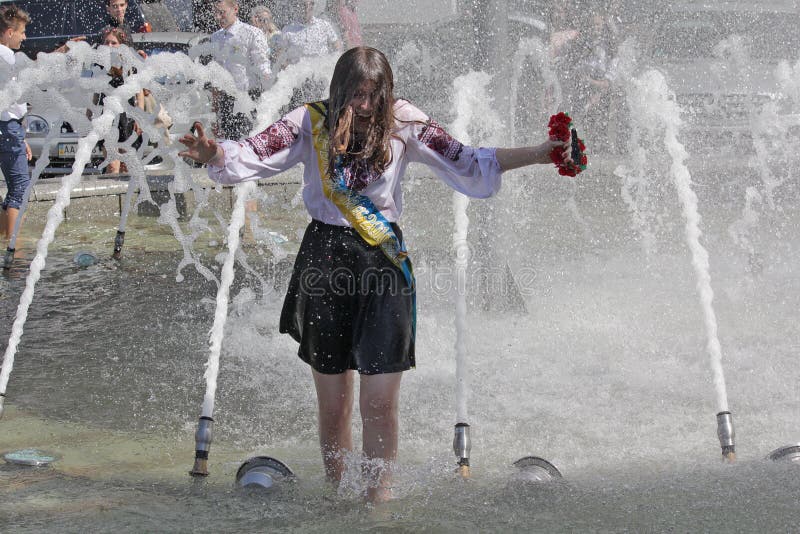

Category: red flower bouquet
[548, 112, 587, 177]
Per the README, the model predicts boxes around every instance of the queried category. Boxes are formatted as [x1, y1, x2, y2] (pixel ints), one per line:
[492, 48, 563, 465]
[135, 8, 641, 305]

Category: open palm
[178, 122, 220, 164]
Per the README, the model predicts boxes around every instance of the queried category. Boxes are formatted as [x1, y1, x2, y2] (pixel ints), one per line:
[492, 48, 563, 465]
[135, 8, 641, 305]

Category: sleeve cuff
[477, 146, 502, 175]
[207, 146, 227, 168]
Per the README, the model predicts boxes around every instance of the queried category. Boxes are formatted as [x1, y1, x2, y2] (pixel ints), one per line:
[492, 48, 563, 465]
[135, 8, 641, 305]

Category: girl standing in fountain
[179, 46, 571, 503]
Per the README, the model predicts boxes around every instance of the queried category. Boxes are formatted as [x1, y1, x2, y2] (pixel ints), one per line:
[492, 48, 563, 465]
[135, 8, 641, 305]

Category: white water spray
[0, 40, 329, 413]
[190, 180, 255, 476]
[0, 111, 117, 408]
[449, 72, 505, 425]
[200, 181, 255, 417]
[251, 54, 338, 131]
[452, 195, 469, 425]
[0, 41, 160, 407]
[628, 69, 730, 413]
[450, 73, 482, 423]
[507, 36, 561, 143]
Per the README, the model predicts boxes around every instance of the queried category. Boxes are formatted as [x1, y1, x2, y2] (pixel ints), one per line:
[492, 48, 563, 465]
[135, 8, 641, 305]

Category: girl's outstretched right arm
[179, 122, 223, 165]
[178, 107, 308, 185]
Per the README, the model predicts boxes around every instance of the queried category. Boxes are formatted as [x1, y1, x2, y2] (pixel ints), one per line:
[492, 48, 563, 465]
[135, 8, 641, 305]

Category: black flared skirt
[279, 220, 415, 375]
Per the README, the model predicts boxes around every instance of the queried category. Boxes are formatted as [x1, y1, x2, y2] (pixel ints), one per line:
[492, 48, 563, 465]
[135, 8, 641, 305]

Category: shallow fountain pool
[1, 166, 799, 531]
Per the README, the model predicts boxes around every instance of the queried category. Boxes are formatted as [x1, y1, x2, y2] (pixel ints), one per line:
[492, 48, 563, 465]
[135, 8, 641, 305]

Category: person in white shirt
[179, 47, 574, 504]
[0, 5, 31, 253]
[325, 0, 363, 50]
[274, 0, 342, 70]
[209, 0, 272, 139]
[273, 0, 343, 106]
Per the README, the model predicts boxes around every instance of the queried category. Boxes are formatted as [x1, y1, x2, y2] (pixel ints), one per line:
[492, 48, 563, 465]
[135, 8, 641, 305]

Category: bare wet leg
[312, 369, 355, 483]
[360, 372, 402, 503]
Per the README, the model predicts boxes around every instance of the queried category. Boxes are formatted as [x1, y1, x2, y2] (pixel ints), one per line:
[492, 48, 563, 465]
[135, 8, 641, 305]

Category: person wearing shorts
[0, 5, 31, 250]
[179, 46, 573, 503]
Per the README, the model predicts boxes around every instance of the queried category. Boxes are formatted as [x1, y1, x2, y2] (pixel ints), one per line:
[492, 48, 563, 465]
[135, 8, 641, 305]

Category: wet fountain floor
[1, 171, 800, 531]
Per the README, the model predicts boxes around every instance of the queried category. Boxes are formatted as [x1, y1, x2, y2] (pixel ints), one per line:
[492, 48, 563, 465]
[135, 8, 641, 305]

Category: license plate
[57, 143, 104, 158]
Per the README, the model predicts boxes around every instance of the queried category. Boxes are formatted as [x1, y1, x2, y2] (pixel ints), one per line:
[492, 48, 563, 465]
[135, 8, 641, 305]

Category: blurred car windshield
[141, 43, 192, 56]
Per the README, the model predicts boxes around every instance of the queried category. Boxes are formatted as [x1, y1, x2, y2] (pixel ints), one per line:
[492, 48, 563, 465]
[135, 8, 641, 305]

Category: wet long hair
[326, 47, 395, 179]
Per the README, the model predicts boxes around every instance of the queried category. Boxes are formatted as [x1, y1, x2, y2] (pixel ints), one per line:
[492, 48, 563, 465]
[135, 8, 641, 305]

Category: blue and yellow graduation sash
[306, 102, 416, 333]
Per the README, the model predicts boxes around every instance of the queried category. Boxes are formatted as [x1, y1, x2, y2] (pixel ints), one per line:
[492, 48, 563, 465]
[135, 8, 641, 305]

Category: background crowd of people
[546, 0, 623, 151]
[1, 0, 628, 255]
[202, 0, 357, 138]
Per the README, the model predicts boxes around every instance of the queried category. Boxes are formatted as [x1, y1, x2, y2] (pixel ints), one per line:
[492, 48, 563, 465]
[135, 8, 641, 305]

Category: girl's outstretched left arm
[495, 137, 572, 172]
[401, 100, 575, 199]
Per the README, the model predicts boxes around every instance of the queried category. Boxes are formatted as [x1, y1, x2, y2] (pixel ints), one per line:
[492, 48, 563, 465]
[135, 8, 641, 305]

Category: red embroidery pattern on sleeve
[245, 119, 298, 160]
[418, 120, 464, 161]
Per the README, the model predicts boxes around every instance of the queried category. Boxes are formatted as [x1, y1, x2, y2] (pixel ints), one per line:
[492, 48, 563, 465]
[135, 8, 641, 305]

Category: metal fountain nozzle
[453, 422, 471, 477]
[3, 247, 15, 269]
[190, 416, 213, 477]
[716, 411, 736, 462]
[112, 231, 125, 260]
[768, 444, 800, 463]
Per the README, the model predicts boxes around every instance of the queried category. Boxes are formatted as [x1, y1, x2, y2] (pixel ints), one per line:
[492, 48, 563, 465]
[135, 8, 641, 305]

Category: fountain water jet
[448, 71, 491, 477]
[448, 70, 560, 480]
[109, 154, 147, 260]
[190, 180, 255, 476]
[0, 38, 146, 414]
[622, 68, 736, 461]
[0, 119, 113, 419]
[0, 41, 204, 416]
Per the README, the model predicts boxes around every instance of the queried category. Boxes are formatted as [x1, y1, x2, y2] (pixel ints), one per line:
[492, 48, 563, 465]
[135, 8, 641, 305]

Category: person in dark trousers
[208, 0, 272, 139]
[0, 4, 32, 253]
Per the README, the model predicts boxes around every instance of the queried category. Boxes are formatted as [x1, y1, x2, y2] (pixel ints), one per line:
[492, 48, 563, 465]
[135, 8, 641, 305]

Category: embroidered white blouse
[208, 99, 502, 226]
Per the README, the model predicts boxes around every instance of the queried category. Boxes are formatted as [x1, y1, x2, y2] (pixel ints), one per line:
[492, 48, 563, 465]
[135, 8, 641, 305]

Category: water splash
[614, 40, 666, 258]
[449, 71, 503, 424]
[0, 105, 117, 406]
[200, 181, 256, 417]
[0, 41, 157, 404]
[626, 69, 730, 413]
[0, 37, 327, 412]
[508, 36, 561, 143]
[251, 54, 338, 132]
[728, 186, 763, 258]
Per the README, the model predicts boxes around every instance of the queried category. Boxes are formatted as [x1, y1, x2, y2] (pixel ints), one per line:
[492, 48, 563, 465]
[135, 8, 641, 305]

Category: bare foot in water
[366, 485, 393, 504]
